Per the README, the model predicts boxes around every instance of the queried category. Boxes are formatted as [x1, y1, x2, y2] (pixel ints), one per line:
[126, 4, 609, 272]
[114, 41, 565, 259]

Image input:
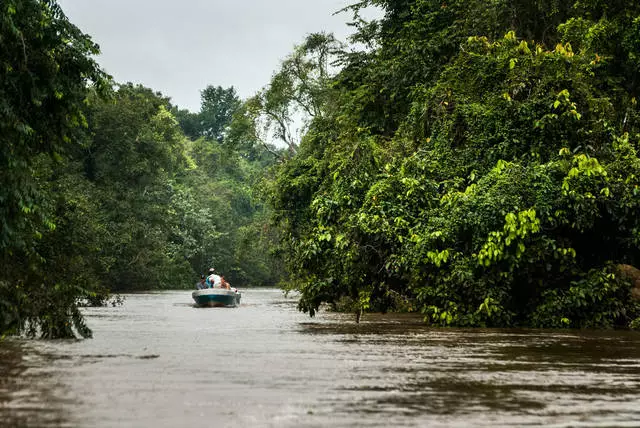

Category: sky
[57, 0, 375, 112]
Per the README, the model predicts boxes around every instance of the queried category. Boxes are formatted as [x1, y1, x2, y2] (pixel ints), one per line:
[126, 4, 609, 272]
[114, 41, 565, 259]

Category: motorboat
[192, 287, 241, 307]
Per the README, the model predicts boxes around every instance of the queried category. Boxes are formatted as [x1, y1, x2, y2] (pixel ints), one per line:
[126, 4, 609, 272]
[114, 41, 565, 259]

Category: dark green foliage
[0, 0, 109, 338]
[172, 107, 202, 140]
[0, 0, 107, 251]
[267, 0, 640, 327]
[171, 86, 241, 143]
[199, 86, 242, 143]
[9, 0, 640, 338]
[0, 2, 283, 339]
[77, 84, 282, 292]
[81, 84, 188, 290]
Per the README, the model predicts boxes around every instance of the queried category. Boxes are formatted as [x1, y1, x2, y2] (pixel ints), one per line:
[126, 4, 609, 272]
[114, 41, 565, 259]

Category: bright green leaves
[518, 40, 531, 55]
[551, 89, 582, 121]
[477, 297, 500, 317]
[357, 290, 371, 313]
[476, 208, 540, 268]
[263, 0, 640, 329]
[562, 154, 607, 192]
[425, 249, 450, 268]
[423, 302, 458, 326]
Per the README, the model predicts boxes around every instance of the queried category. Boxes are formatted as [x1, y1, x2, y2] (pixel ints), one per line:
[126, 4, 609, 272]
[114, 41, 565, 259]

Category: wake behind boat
[192, 287, 241, 307]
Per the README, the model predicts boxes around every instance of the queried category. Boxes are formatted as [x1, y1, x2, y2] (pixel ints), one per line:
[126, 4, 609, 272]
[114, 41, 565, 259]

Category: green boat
[192, 288, 241, 307]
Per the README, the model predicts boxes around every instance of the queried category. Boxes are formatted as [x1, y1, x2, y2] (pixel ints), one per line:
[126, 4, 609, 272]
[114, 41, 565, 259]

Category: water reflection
[1, 289, 639, 428]
[297, 315, 640, 426]
[0, 341, 73, 427]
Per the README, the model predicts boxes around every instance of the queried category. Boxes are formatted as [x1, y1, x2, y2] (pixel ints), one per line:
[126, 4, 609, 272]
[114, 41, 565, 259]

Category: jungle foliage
[266, 0, 640, 328]
[0, 1, 283, 338]
[4, 0, 640, 338]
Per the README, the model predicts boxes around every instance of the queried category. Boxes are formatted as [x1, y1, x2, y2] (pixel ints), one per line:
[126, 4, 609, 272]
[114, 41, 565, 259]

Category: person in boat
[205, 267, 232, 290]
[196, 274, 207, 290]
[205, 268, 220, 288]
[220, 276, 231, 290]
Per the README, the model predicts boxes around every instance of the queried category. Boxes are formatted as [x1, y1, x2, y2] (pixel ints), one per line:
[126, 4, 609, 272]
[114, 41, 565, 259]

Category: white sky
[57, 0, 376, 112]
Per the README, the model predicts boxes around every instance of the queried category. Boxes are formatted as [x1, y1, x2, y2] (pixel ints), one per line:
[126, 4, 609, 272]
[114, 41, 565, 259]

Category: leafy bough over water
[266, 1, 640, 329]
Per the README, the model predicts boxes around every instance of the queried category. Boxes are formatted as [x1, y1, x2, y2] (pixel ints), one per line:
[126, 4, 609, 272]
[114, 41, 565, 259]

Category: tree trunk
[617, 264, 640, 301]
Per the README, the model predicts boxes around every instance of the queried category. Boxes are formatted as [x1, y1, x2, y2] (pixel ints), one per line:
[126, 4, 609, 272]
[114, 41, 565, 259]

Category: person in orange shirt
[220, 276, 231, 290]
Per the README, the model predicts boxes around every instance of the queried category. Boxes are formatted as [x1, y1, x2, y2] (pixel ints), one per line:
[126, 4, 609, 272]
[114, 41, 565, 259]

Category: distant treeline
[1, 0, 285, 338]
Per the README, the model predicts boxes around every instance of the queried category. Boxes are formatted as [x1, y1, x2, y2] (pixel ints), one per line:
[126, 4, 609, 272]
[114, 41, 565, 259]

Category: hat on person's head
[208, 267, 215, 274]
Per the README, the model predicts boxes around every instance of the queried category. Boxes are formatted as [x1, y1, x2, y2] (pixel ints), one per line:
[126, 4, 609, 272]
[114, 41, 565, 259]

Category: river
[1, 288, 640, 427]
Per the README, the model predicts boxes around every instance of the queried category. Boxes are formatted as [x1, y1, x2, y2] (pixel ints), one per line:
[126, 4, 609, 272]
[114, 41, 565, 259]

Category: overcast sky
[57, 0, 374, 112]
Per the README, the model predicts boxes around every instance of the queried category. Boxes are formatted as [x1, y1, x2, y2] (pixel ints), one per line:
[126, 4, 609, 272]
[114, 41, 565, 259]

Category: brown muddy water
[1, 288, 640, 428]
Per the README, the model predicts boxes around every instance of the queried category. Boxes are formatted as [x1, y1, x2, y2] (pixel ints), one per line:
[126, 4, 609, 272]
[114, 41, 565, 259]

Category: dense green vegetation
[1, 0, 283, 338]
[3, 0, 640, 338]
[266, 0, 640, 328]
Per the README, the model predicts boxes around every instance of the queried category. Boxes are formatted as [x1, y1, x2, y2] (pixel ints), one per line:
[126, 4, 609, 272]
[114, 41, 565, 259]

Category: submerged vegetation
[2, 0, 640, 338]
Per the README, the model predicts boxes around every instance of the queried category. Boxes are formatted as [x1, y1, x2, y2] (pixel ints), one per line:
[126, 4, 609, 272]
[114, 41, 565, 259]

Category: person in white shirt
[205, 267, 222, 288]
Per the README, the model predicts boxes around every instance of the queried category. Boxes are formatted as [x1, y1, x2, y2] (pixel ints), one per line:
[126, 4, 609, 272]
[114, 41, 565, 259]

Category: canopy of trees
[1, 1, 284, 338]
[266, 0, 640, 328]
[4, 0, 640, 338]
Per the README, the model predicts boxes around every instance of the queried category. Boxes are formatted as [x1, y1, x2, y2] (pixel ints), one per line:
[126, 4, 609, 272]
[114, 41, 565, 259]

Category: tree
[82, 84, 190, 290]
[82, 83, 284, 291]
[199, 85, 241, 143]
[267, 0, 640, 328]
[0, 0, 109, 338]
[248, 32, 343, 156]
[171, 106, 202, 140]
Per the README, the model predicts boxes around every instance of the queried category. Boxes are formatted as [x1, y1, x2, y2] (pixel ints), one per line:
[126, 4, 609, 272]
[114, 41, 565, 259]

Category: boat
[192, 288, 241, 307]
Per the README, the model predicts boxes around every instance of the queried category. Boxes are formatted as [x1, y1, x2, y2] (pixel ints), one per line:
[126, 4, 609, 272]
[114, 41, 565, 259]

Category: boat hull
[192, 288, 241, 307]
